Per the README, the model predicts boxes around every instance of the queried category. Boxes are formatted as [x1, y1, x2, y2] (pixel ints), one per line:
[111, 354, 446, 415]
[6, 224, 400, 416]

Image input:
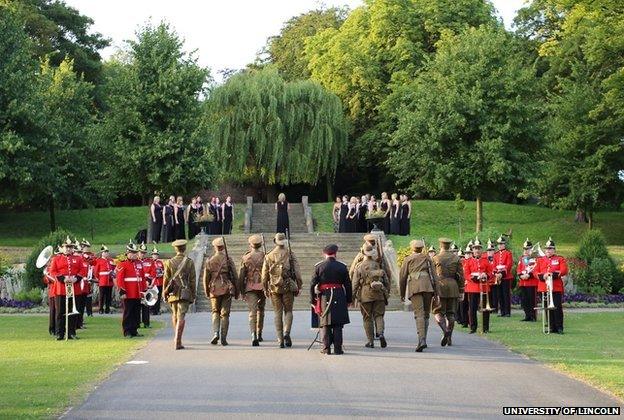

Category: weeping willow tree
[206, 67, 348, 199]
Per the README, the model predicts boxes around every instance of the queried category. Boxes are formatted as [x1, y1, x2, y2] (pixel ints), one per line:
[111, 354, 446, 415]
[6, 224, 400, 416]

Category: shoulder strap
[173, 257, 189, 288]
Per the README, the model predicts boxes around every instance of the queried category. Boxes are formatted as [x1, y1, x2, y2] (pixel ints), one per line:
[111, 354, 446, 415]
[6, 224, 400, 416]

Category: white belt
[100, 271, 110, 275]
[124, 277, 140, 282]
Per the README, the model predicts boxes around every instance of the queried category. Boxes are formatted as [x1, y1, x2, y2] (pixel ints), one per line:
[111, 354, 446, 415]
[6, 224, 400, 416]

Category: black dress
[208, 203, 218, 234]
[188, 204, 202, 239]
[276, 201, 289, 234]
[400, 202, 410, 236]
[358, 203, 368, 233]
[150, 203, 163, 243]
[381, 201, 390, 235]
[174, 205, 186, 240]
[390, 203, 401, 235]
[213, 204, 223, 235]
[338, 203, 348, 233]
[223, 203, 233, 234]
[161, 204, 175, 243]
[346, 205, 358, 233]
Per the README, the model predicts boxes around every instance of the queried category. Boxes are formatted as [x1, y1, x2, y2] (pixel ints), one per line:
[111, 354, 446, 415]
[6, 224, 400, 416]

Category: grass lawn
[486, 312, 624, 401]
[310, 201, 624, 261]
[0, 205, 245, 248]
[0, 315, 161, 419]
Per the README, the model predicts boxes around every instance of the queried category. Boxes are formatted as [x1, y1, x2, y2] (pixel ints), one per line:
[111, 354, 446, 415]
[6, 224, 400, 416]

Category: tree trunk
[266, 184, 277, 203]
[475, 195, 483, 233]
[48, 195, 56, 232]
[588, 210, 594, 230]
[574, 208, 588, 223]
[326, 176, 334, 202]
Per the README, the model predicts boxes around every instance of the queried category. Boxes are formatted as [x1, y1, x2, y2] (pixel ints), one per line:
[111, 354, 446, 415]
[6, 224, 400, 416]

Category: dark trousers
[520, 286, 537, 320]
[151, 286, 163, 315]
[86, 295, 93, 316]
[75, 294, 86, 328]
[99, 286, 112, 313]
[48, 297, 56, 335]
[458, 298, 469, 326]
[499, 279, 511, 316]
[321, 325, 343, 352]
[490, 284, 500, 312]
[547, 292, 564, 332]
[122, 298, 141, 336]
[468, 292, 490, 332]
[54, 295, 77, 338]
[140, 303, 151, 327]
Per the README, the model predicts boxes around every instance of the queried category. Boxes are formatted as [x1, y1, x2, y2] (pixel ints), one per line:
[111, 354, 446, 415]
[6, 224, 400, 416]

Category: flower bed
[0, 298, 35, 309]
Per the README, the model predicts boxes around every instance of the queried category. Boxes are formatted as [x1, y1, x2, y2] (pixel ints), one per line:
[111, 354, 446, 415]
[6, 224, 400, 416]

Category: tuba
[141, 286, 159, 306]
[36, 246, 54, 268]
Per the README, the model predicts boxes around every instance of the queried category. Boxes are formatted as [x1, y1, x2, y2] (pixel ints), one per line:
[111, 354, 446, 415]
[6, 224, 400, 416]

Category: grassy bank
[0, 316, 161, 419]
[486, 312, 624, 401]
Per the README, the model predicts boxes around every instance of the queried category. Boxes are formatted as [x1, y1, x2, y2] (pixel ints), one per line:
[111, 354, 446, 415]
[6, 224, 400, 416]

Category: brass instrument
[473, 272, 492, 312]
[64, 276, 80, 341]
[141, 285, 159, 306]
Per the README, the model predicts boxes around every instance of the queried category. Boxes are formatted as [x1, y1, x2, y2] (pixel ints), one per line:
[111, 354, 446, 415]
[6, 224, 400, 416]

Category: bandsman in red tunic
[80, 239, 96, 318]
[48, 237, 85, 340]
[70, 238, 87, 329]
[149, 247, 165, 316]
[464, 238, 492, 334]
[94, 245, 115, 314]
[42, 247, 60, 335]
[116, 241, 146, 337]
[536, 237, 568, 334]
[485, 239, 499, 314]
[517, 238, 538, 322]
[457, 244, 473, 328]
[494, 235, 513, 317]
[138, 242, 151, 328]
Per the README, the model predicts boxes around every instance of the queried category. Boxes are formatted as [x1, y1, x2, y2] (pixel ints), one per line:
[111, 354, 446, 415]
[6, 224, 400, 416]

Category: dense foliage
[23, 228, 74, 291]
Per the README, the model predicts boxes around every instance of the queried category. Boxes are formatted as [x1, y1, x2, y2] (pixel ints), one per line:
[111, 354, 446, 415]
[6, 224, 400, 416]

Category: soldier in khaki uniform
[238, 234, 266, 346]
[203, 237, 238, 346]
[352, 243, 389, 348]
[349, 233, 391, 281]
[261, 233, 302, 348]
[163, 239, 197, 350]
[398, 239, 435, 352]
[432, 238, 464, 347]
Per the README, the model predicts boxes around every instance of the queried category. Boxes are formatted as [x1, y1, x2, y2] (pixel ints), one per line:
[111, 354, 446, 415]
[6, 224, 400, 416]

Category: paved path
[64, 312, 621, 419]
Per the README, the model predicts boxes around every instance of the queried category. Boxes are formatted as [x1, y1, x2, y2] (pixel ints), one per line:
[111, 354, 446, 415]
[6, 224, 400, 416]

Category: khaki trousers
[360, 300, 385, 341]
[410, 292, 433, 338]
[271, 292, 294, 341]
[245, 290, 266, 335]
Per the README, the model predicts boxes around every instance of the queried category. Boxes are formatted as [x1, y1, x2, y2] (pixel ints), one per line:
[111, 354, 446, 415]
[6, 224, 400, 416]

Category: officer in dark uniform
[310, 244, 353, 355]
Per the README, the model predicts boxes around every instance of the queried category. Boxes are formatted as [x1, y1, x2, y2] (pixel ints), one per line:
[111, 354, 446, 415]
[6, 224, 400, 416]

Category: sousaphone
[36, 245, 54, 268]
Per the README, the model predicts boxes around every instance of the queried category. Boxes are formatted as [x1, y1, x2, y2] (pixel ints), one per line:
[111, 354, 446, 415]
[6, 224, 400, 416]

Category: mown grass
[310, 201, 624, 261]
[487, 312, 624, 401]
[0, 205, 245, 247]
[0, 316, 161, 419]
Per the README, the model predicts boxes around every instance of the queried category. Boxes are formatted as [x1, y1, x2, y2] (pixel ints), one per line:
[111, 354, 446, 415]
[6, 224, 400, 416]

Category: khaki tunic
[202, 252, 238, 298]
[261, 247, 302, 295]
[352, 258, 388, 304]
[163, 253, 197, 303]
[349, 248, 392, 282]
[238, 249, 265, 293]
[399, 252, 434, 299]
[432, 251, 464, 298]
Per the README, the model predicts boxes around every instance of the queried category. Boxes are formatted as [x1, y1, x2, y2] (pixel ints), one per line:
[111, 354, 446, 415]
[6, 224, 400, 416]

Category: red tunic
[76, 252, 95, 295]
[148, 259, 165, 287]
[93, 257, 115, 287]
[493, 249, 513, 280]
[463, 256, 492, 293]
[140, 258, 154, 286]
[517, 255, 539, 287]
[115, 259, 146, 299]
[42, 271, 55, 298]
[48, 254, 86, 296]
[536, 255, 568, 293]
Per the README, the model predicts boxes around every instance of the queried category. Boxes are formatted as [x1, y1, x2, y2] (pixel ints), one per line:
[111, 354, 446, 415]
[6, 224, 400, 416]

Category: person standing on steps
[150, 196, 163, 243]
[239, 235, 267, 346]
[203, 237, 238, 346]
[174, 196, 186, 240]
[261, 232, 302, 348]
[399, 239, 435, 352]
[352, 243, 389, 349]
[162, 196, 175, 243]
[432, 238, 464, 348]
[310, 244, 352, 355]
[276, 193, 290, 234]
[332, 196, 341, 233]
[380, 192, 391, 234]
[399, 195, 411, 236]
[338, 195, 348, 233]
[163, 239, 196, 350]
[187, 196, 202, 239]
[222, 196, 234, 235]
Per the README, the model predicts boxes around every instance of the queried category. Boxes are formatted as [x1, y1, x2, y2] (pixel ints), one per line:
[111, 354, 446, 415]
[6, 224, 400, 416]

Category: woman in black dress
[276, 193, 290, 234]
[358, 195, 369, 233]
[187, 196, 203, 239]
[400, 194, 411, 236]
[390, 193, 401, 235]
[214, 197, 223, 234]
[149, 196, 163, 243]
[346, 197, 358, 233]
[161, 195, 175, 243]
[332, 196, 341, 233]
[222, 196, 233, 234]
[380, 192, 391, 235]
[338, 195, 348, 233]
[207, 197, 217, 234]
[174, 196, 186, 240]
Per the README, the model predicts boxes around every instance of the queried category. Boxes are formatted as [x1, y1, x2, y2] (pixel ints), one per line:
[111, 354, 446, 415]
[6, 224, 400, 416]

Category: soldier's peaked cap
[274, 233, 287, 245]
[172, 239, 187, 248]
[363, 234, 378, 242]
[438, 237, 453, 244]
[410, 239, 424, 249]
[323, 244, 339, 255]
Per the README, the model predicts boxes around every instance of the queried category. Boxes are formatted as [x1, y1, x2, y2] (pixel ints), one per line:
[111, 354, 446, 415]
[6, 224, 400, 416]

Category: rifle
[422, 238, 439, 306]
[285, 228, 296, 284]
[376, 233, 389, 304]
[261, 233, 267, 255]
[221, 236, 238, 298]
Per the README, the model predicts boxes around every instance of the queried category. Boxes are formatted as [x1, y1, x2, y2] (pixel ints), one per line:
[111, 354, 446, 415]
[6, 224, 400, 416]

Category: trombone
[473, 272, 492, 312]
[535, 272, 556, 334]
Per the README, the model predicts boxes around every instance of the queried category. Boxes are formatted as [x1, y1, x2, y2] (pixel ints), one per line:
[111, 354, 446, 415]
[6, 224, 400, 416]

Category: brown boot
[436, 314, 450, 346]
[447, 320, 454, 346]
[175, 320, 186, 350]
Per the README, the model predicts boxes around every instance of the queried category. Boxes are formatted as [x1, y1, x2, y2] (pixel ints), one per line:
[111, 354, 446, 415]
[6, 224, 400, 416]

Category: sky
[64, 0, 527, 81]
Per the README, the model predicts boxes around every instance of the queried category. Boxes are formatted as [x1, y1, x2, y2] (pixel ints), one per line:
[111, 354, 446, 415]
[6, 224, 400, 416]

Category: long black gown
[381, 201, 390, 235]
[150, 202, 163, 243]
[346, 205, 358, 233]
[390, 203, 401, 235]
[174, 205, 186, 240]
[208, 203, 218, 234]
[338, 203, 348, 233]
[188, 204, 202, 239]
[213, 203, 223, 235]
[400, 202, 410, 236]
[358, 203, 368, 233]
[223, 203, 233, 234]
[276, 201, 289, 234]
[161, 204, 175, 243]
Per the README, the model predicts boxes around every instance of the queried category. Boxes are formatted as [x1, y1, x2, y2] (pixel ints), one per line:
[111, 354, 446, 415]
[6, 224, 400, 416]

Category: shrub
[397, 246, 411, 267]
[13, 288, 43, 305]
[24, 229, 74, 291]
[576, 229, 610, 264]
[0, 252, 9, 276]
[574, 229, 620, 294]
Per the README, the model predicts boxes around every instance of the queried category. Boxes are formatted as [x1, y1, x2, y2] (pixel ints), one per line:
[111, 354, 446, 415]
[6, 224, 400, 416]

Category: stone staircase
[250, 203, 308, 234]
[193, 233, 403, 312]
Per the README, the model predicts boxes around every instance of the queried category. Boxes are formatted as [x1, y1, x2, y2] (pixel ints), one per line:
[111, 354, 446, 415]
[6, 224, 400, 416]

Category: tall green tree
[387, 25, 543, 232]
[92, 22, 213, 201]
[206, 67, 348, 200]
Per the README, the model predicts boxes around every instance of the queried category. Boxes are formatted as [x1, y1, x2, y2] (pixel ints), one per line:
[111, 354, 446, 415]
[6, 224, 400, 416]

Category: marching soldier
[310, 244, 352, 355]
[352, 243, 389, 348]
[432, 238, 464, 347]
[93, 245, 115, 314]
[149, 247, 165, 315]
[261, 232, 302, 348]
[494, 235, 513, 317]
[48, 237, 84, 340]
[517, 238, 538, 322]
[238, 234, 266, 346]
[80, 239, 95, 318]
[349, 234, 391, 280]
[116, 241, 146, 338]
[399, 239, 435, 352]
[536, 237, 568, 334]
[463, 238, 492, 333]
[427, 245, 436, 258]
[203, 237, 238, 346]
[163, 239, 196, 350]
[138, 243, 151, 328]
